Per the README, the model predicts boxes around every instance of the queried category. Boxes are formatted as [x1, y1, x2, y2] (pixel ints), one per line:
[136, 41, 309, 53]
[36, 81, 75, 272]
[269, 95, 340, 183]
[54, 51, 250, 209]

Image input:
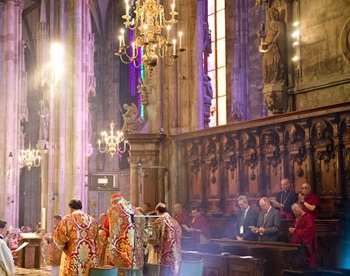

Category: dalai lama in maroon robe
[289, 202, 317, 267]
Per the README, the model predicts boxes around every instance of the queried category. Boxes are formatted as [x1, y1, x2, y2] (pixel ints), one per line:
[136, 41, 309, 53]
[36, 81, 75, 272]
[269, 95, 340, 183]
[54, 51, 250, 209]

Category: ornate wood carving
[173, 103, 350, 220]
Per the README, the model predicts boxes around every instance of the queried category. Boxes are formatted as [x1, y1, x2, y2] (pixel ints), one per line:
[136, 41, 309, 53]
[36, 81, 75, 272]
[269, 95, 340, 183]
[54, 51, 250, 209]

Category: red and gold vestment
[148, 213, 182, 276]
[53, 210, 99, 276]
[104, 199, 144, 269]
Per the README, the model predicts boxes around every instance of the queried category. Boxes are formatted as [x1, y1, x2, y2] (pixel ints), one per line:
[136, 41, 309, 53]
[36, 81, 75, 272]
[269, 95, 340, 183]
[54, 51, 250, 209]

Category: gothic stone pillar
[126, 134, 165, 207]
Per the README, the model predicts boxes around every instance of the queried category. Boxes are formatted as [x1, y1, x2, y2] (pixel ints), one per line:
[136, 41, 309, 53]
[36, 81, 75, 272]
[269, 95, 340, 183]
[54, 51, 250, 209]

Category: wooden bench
[182, 251, 265, 276]
[181, 239, 307, 276]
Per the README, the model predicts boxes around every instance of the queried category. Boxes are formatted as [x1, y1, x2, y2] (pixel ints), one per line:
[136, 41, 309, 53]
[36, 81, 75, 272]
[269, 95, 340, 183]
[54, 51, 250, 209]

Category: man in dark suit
[275, 178, 298, 220]
[253, 197, 281, 242]
[226, 195, 258, 241]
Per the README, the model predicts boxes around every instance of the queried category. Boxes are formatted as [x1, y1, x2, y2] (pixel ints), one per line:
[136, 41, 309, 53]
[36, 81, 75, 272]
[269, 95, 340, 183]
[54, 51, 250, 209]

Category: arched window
[207, 0, 226, 127]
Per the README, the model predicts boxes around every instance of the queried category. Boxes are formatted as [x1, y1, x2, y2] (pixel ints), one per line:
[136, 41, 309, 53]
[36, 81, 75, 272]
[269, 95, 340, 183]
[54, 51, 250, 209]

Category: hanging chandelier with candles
[115, 0, 185, 72]
[98, 121, 128, 157]
[18, 149, 41, 170]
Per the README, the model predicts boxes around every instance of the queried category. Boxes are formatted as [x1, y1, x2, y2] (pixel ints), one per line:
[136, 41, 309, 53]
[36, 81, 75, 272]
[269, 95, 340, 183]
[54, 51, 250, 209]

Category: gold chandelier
[98, 121, 128, 157]
[18, 149, 41, 170]
[115, 0, 185, 72]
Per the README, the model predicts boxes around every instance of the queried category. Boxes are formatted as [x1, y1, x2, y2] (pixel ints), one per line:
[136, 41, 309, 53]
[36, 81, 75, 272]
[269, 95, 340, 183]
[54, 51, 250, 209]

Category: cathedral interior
[1, 0, 350, 274]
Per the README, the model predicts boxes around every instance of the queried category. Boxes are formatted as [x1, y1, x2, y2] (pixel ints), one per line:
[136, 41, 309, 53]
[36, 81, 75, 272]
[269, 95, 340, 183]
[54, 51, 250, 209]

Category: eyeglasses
[301, 187, 308, 189]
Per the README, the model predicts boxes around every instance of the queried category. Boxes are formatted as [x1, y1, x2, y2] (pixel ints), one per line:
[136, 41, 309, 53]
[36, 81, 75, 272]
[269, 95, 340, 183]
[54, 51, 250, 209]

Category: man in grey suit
[253, 197, 281, 242]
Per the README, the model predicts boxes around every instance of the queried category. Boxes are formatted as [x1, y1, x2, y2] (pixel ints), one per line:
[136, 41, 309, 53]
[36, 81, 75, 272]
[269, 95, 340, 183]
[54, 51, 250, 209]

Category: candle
[132, 42, 136, 57]
[173, 39, 176, 55]
[9, 226, 12, 234]
[160, 11, 163, 26]
[41, 207, 46, 231]
[166, 25, 170, 42]
[119, 36, 122, 48]
[125, 0, 129, 16]
[121, 29, 125, 46]
[179, 31, 182, 48]
[171, 3, 175, 13]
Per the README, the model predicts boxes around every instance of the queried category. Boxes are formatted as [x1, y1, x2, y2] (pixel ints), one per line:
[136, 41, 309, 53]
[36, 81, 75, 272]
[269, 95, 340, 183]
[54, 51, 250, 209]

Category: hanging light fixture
[115, 0, 185, 72]
[18, 149, 41, 170]
[98, 121, 128, 157]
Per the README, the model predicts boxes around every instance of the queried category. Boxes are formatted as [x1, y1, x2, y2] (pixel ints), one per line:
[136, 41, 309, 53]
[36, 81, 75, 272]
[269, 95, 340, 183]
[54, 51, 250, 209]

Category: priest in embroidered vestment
[103, 193, 144, 271]
[148, 203, 182, 276]
[53, 199, 99, 276]
[46, 215, 62, 276]
[289, 203, 317, 267]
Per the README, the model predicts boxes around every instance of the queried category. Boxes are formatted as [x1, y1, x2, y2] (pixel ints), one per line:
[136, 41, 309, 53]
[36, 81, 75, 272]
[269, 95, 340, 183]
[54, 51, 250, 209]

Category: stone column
[126, 134, 165, 207]
[0, 0, 24, 226]
[128, 157, 140, 206]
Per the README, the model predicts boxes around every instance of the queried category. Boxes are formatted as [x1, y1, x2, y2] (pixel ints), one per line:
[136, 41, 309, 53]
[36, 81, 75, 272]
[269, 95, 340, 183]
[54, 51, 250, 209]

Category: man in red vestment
[187, 206, 211, 244]
[148, 203, 182, 275]
[298, 183, 320, 220]
[289, 202, 317, 267]
[103, 193, 144, 273]
[53, 199, 99, 276]
[46, 215, 62, 276]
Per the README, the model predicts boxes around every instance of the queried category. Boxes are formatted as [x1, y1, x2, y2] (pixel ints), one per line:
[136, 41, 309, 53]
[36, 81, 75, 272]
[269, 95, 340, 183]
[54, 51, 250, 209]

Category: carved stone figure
[38, 99, 49, 141]
[137, 78, 152, 105]
[314, 120, 332, 147]
[20, 126, 26, 150]
[262, 130, 278, 153]
[241, 132, 254, 151]
[203, 74, 213, 127]
[121, 103, 140, 133]
[342, 114, 350, 142]
[288, 125, 304, 150]
[261, 8, 286, 85]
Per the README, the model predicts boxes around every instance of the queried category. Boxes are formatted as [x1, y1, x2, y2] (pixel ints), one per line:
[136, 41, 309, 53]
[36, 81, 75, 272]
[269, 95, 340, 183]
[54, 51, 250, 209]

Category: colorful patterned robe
[47, 235, 62, 266]
[53, 210, 99, 276]
[148, 213, 182, 276]
[104, 199, 144, 269]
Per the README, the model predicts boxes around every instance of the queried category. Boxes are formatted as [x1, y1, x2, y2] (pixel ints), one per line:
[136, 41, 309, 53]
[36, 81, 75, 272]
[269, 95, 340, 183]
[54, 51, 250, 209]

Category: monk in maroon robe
[298, 183, 320, 220]
[289, 203, 317, 267]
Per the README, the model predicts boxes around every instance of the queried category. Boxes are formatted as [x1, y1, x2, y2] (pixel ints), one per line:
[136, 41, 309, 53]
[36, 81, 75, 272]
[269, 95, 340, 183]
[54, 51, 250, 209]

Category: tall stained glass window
[207, 0, 226, 127]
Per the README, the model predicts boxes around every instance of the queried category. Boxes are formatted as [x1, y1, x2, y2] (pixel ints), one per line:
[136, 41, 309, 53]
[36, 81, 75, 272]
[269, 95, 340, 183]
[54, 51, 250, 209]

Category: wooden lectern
[17, 233, 42, 269]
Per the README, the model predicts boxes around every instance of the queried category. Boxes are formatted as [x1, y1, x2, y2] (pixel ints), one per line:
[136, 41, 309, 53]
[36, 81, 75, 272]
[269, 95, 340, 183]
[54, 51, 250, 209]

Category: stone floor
[15, 266, 52, 275]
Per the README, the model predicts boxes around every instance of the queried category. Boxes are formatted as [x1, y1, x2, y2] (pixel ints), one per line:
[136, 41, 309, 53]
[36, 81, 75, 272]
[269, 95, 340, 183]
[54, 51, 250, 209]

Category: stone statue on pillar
[137, 78, 152, 106]
[258, 7, 288, 115]
[121, 103, 143, 133]
[203, 74, 213, 128]
[38, 99, 49, 141]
